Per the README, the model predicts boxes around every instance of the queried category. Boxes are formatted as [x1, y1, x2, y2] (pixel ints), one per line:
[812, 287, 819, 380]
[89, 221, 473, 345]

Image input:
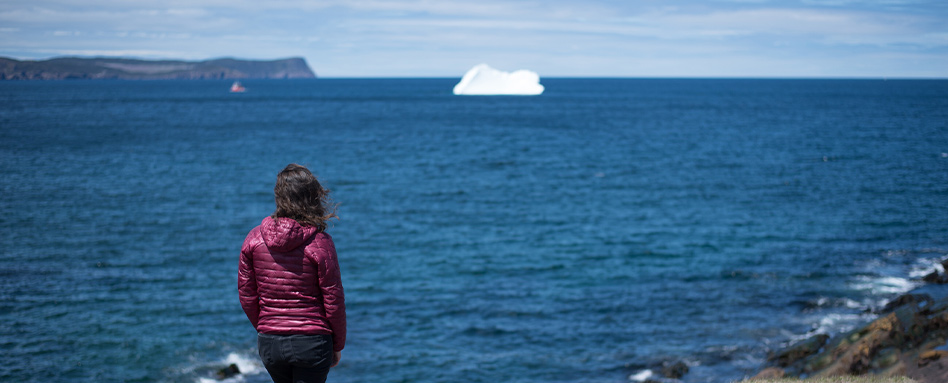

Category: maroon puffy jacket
[238, 217, 346, 352]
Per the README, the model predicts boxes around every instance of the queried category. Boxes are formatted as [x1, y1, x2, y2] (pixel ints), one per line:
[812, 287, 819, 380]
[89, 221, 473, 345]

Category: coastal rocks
[660, 361, 689, 379]
[799, 304, 926, 377]
[882, 294, 935, 313]
[631, 360, 691, 383]
[921, 259, 948, 284]
[751, 288, 948, 383]
[216, 363, 240, 380]
[769, 334, 829, 367]
[918, 350, 948, 367]
[750, 367, 786, 379]
[922, 272, 948, 284]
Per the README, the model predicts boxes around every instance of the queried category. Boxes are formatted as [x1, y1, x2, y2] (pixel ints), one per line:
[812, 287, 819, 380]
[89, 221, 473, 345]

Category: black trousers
[257, 333, 334, 383]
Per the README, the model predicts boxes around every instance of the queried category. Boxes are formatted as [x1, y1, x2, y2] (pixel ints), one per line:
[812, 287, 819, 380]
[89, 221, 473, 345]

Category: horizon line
[2, 55, 945, 81]
[314, 75, 948, 80]
[3, 76, 946, 81]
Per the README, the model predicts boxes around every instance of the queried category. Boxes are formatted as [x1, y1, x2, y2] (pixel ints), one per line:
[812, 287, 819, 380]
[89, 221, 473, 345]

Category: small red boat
[230, 81, 246, 93]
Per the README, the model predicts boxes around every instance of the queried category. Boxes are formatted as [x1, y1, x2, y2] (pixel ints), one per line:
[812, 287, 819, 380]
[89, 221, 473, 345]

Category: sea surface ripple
[1, 79, 946, 382]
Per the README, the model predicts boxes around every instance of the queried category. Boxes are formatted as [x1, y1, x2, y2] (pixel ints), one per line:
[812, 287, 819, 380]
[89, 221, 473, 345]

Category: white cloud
[651, 8, 928, 43]
[333, 4, 942, 50]
[0, 0, 945, 77]
[30, 48, 196, 58]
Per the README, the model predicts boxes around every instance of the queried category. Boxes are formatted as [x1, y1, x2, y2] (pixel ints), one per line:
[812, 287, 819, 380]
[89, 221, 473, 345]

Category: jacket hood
[260, 216, 318, 252]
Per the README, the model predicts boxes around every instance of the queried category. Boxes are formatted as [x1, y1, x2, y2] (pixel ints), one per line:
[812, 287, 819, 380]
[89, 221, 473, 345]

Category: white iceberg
[452, 64, 544, 96]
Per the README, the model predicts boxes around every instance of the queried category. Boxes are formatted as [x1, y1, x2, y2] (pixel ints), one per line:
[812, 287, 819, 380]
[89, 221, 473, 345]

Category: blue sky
[1, 0, 946, 77]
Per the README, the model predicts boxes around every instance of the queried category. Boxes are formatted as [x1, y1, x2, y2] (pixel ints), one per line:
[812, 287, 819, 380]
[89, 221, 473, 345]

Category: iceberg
[452, 64, 544, 96]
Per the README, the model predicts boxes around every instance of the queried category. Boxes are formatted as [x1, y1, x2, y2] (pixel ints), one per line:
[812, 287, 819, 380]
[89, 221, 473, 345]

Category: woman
[239, 164, 346, 383]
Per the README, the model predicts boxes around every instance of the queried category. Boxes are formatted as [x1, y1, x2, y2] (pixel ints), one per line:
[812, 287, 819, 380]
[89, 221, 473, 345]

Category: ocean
[1, 78, 946, 383]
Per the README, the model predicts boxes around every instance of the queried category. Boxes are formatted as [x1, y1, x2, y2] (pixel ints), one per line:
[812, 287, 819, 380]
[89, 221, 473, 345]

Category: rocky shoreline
[747, 259, 948, 383]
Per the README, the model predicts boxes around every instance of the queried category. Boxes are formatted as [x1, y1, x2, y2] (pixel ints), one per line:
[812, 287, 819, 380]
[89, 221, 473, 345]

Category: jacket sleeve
[315, 235, 346, 352]
[238, 228, 260, 328]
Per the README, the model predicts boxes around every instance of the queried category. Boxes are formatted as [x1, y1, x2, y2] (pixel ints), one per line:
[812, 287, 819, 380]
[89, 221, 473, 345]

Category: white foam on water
[809, 296, 864, 310]
[453, 64, 544, 95]
[849, 275, 917, 295]
[780, 255, 945, 363]
[814, 313, 864, 334]
[843, 298, 863, 309]
[785, 312, 868, 344]
[628, 369, 653, 382]
[909, 256, 945, 279]
[197, 376, 248, 383]
[224, 352, 262, 375]
[193, 352, 262, 383]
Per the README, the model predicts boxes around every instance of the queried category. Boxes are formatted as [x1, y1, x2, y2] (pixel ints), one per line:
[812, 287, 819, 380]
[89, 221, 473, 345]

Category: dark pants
[257, 333, 334, 383]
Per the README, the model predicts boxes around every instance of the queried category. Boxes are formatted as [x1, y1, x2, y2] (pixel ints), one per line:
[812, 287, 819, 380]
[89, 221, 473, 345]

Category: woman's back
[238, 164, 345, 383]
[241, 217, 344, 336]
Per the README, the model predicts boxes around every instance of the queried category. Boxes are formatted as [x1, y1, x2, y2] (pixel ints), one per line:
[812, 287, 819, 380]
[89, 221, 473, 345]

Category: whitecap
[849, 275, 917, 295]
[813, 313, 864, 334]
[192, 352, 262, 383]
[629, 369, 653, 382]
[909, 256, 946, 279]
[843, 298, 862, 309]
[223, 352, 262, 375]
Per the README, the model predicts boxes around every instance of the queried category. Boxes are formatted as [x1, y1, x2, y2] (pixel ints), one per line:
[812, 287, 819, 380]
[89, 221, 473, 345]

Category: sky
[1, 0, 946, 78]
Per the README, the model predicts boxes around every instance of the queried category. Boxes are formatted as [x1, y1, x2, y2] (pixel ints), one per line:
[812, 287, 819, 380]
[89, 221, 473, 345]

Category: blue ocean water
[1, 78, 947, 383]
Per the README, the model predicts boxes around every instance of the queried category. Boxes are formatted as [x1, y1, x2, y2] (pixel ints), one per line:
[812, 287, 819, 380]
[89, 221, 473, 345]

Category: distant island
[0, 56, 316, 80]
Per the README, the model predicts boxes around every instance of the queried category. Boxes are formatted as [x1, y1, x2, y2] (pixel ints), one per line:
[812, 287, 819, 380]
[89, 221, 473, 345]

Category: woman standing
[239, 164, 346, 383]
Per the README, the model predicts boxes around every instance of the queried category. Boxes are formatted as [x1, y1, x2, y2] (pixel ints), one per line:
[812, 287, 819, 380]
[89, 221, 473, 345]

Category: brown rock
[926, 311, 948, 330]
[770, 334, 830, 367]
[750, 367, 786, 379]
[811, 312, 901, 377]
[871, 347, 901, 370]
[917, 338, 946, 353]
[918, 350, 948, 367]
[908, 355, 948, 383]
[757, 294, 948, 382]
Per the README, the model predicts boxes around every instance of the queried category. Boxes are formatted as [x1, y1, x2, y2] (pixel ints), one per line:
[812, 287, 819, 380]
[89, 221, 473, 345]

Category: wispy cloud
[0, 0, 945, 77]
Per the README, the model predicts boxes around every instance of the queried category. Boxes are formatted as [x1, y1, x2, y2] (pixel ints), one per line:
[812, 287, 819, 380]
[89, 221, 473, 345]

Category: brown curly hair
[271, 164, 338, 232]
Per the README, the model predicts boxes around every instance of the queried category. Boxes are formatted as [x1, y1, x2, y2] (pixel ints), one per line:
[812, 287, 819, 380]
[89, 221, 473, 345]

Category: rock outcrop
[0, 56, 316, 80]
[921, 259, 948, 284]
[660, 360, 689, 379]
[216, 363, 240, 380]
[751, 261, 948, 383]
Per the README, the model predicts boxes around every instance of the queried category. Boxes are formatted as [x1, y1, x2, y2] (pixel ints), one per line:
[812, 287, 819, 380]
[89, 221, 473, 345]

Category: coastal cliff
[0, 57, 316, 80]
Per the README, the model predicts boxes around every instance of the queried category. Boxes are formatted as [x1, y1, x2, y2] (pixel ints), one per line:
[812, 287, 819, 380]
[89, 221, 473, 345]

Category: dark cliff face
[0, 57, 317, 80]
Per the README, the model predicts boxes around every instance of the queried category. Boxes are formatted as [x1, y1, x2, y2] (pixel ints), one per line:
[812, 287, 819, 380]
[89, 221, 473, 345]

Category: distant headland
[0, 56, 316, 80]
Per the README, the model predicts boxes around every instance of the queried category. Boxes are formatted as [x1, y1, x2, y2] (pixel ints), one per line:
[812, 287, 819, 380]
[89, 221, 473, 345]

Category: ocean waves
[1, 79, 947, 383]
